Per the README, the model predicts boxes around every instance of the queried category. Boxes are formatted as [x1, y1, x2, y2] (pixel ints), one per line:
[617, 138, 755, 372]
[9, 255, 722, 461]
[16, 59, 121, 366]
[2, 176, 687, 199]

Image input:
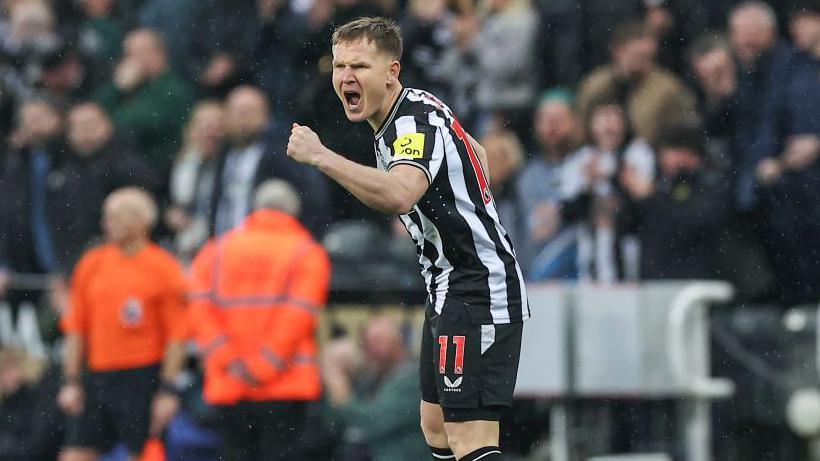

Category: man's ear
[387, 60, 401, 85]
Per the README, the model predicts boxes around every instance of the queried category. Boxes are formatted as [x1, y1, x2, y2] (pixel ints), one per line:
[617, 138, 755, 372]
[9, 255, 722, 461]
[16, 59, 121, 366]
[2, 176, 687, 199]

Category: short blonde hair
[254, 179, 301, 217]
[106, 187, 159, 228]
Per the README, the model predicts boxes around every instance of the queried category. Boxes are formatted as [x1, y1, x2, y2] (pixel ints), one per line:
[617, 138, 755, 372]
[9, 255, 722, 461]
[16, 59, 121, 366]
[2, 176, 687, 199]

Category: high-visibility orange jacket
[188, 210, 331, 405]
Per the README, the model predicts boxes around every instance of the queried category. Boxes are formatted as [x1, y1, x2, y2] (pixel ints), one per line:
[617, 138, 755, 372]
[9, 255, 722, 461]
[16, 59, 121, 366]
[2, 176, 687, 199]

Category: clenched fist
[287, 123, 329, 167]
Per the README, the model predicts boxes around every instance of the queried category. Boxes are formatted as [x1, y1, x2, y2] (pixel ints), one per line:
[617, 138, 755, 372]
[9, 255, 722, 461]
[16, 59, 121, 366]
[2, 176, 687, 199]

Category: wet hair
[656, 122, 706, 156]
[610, 21, 653, 52]
[332, 16, 403, 60]
[688, 33, 731, 64]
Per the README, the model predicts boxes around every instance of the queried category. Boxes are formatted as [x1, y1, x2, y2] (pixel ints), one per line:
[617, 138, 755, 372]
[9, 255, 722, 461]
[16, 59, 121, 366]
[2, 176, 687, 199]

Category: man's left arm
[150, 264, 190, 436]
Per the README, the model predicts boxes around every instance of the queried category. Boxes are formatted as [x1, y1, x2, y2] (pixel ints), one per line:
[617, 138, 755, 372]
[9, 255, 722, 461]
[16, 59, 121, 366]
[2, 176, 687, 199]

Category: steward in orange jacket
[189, 210, 330, 404]
[187, 180, 331, 460]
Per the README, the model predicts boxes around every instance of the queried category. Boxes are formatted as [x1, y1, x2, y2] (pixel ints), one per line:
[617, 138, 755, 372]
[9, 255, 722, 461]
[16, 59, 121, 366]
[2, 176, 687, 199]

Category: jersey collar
[374, 87, 408, 139]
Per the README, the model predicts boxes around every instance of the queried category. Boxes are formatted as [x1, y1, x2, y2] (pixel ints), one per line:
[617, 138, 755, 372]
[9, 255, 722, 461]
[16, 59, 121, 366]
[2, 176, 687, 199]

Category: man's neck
[118, 238, 148, 256]
[368, 84, 404, 132]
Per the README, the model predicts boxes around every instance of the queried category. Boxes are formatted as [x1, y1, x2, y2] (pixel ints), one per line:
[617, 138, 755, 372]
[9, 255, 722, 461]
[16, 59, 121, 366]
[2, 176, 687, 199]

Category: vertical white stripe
[393, 115, 417, 136]
[426, 112, 446, 179]
[442, 128, 509, 323]
[416, 208, 452, 314]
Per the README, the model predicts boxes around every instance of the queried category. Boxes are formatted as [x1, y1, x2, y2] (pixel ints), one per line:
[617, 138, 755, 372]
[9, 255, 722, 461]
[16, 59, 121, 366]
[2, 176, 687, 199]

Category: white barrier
[516, 281, 735, 461]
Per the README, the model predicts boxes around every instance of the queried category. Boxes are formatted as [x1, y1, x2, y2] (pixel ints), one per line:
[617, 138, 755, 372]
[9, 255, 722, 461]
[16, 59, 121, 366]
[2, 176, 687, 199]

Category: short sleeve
[387, 115, 443, 185]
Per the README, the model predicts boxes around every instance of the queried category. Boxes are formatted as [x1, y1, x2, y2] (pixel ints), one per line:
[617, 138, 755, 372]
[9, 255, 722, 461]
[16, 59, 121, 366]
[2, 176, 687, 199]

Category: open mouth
[343, 90, 362, 110]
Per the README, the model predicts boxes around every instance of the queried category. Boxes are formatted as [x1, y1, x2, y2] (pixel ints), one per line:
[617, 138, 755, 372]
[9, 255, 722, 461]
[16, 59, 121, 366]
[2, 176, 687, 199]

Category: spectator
[516, 89, 582, 279]
[560, 96, 654, 281]
[399, 0, 457, 103]
[58, 187, 188, 461]
[211, 85, 330, 236]
[94, 28, 194, 175]
[687, 33, 736, 169]
[187, 179, 331, 461]
[620, 123, 731, 279]
[0, 98, 65, 290]
[482, 129, 526, 257]
[322, 314, 428, 461]
[752, 1, 820, 304]
[70, 0, 124, 89]
[186, 0, 257, 98]
[37, 42, 90, 105]
[165, 100, 225, 262]
[442, 0, 539, 138]
[0, 0, 60, 137]
[51, 102, 159, 272]
[708, 1, 795, 211]
[577, 21, 696, 144]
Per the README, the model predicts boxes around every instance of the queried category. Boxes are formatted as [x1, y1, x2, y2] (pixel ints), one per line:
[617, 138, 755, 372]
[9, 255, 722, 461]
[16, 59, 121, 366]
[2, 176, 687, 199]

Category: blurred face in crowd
[332, 39, 401, 128]
[362, 316, 404, 376]
[659, 147, 701, 178]
[730, 6, 776, 66]
[9, 0, 54, 42]
[613, 35, 657, 77]
[18, 100, 62, 144]
[483, 132, 523, 190]
[691, 46, 736, 95]
[187, 102, 225, 159]
[102, 189, 155, 246]
[225, 86, 269, 146]
[82, 0, 113, 17]
[790, 12, 820, 53]
[534, 100, 579, 157]
[68, 103, 114, 157]
[122, 29, 167, 77]
[589, 104, 627, 152]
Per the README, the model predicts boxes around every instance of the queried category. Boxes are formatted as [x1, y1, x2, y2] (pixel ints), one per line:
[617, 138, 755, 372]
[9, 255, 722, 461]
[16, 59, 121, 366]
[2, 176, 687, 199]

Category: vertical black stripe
[407, 211, 443, 306]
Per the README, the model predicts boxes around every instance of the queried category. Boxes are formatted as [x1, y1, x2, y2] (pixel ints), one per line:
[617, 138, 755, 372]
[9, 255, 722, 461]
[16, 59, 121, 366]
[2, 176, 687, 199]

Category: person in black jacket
[0, 98, 66, 299]
[620, 123, 731, 280]
[210, 85, 330, 237]
[57, 103, 160, 269]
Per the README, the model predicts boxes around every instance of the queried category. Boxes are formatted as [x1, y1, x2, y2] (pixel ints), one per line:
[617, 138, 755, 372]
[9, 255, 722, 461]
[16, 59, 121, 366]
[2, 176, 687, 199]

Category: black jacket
[627, 169, 731, 280]
[0, 139, 159, 273]
[209, 123, 331, 237]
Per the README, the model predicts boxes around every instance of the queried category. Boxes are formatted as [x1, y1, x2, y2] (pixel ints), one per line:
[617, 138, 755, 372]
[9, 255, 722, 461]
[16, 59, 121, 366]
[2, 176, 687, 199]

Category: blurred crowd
[0, 0, 817, 459]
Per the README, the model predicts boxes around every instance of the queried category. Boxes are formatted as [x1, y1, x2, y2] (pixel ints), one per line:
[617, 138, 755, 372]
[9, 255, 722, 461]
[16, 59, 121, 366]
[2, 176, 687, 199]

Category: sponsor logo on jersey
[393, 133, 425, 159]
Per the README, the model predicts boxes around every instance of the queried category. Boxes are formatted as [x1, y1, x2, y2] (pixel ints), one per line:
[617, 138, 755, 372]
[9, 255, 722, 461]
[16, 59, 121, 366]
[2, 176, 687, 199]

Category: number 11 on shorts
[438, 335, 466, 375]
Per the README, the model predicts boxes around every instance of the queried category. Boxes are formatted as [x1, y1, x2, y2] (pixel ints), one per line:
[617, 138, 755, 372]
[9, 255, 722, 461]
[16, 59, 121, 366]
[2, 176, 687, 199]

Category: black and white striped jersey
[374, 87, 529, 324]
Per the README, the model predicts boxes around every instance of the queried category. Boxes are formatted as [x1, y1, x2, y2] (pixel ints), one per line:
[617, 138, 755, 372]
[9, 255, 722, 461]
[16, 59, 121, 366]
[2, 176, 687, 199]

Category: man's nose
[339, 68, 355, 83]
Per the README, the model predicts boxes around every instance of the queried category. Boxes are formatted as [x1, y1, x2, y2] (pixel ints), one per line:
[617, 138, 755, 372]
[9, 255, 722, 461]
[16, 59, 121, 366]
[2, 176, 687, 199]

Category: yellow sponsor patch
[393, 133, 425, 159]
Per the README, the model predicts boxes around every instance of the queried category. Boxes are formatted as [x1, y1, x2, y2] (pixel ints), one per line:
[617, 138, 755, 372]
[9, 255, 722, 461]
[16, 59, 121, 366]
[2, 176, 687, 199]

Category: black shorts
[420, 298, 523, 422]
[64, 364, 159, 455]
